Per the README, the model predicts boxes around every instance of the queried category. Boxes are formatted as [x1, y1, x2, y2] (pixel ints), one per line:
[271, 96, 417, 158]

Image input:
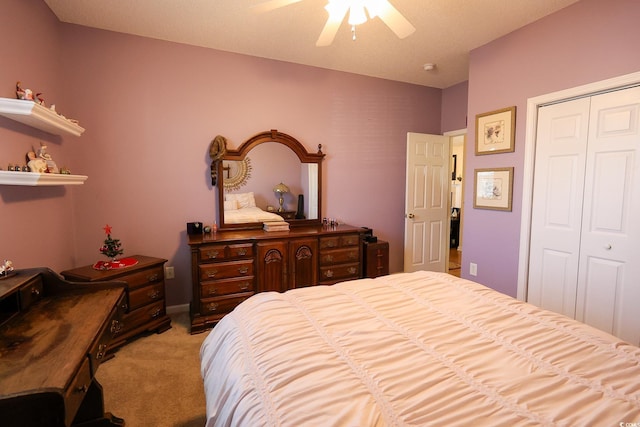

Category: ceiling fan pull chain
[351, 25, 356, 41]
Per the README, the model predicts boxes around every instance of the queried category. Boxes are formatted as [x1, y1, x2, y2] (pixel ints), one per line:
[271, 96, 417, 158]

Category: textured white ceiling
[43, 0, 580, 89]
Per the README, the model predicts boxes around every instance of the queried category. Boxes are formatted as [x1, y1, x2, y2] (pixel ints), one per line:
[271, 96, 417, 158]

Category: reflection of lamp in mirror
[273, 182, 289, 212]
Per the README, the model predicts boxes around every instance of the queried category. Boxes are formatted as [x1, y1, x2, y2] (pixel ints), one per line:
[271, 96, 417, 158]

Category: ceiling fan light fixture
[348, 3, 367, 26]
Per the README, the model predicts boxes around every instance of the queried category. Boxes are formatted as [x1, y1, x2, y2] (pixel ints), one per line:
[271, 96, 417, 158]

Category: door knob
[605, 244, 612, 250]
[407, 213, 415, 219]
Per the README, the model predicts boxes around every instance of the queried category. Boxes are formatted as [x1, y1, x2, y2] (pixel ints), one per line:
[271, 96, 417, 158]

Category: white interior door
[528, 85, 640, 345]
[404, 132, 449, 272]
[575, 86, 640, 344]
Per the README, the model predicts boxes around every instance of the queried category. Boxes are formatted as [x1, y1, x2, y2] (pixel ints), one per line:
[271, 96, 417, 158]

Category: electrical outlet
[469, 263, 477, 276]
[164, 266, 175, 280]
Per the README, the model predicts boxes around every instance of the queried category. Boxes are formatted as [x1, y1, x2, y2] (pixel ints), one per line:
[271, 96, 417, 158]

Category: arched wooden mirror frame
[217, 129, 325, 230]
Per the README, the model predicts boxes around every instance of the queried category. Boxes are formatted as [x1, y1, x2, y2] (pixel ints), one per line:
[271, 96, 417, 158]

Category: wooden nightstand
[61, 255, 171, 351]
[274, 210, 297, 220]
[363, 240, 389, 278]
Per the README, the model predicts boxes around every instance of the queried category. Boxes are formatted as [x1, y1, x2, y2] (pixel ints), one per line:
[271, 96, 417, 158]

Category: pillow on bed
[224, 199, 239, 211]
[227, 192, 256, 209]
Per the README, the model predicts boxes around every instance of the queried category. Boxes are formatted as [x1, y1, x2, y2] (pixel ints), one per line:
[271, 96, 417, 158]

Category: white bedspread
[200, 271, 640, 426]
[224, 206, 283, 224]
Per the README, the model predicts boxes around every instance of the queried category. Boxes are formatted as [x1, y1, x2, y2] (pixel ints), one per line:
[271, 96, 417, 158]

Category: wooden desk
[0, 268, 125, 427]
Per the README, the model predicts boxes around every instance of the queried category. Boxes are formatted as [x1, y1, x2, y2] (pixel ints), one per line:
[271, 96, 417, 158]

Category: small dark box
[187, 222, 203, 235]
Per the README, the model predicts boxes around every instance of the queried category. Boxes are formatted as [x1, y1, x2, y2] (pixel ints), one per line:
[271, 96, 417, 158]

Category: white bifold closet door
[528, 85, 640, 345]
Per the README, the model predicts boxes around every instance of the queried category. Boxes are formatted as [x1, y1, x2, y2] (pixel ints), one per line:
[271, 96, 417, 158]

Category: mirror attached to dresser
[215, 130, 324, 230]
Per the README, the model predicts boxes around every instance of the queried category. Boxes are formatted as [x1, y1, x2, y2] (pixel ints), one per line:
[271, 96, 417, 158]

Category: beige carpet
[95, 312, 208, 427]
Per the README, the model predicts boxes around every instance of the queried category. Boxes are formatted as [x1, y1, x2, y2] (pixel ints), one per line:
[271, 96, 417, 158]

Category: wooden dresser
[61, 255, 171, 350]
[0, 268, 125, 426]
[189, 224, 366, 333]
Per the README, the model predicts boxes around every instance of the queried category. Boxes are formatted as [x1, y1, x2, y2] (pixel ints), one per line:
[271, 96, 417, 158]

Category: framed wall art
[473, 167, 514, 211]
[475, 106, 516, 155]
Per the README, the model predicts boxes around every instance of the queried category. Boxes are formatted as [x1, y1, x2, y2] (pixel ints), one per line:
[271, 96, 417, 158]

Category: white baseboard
[166, 303, 189, 314]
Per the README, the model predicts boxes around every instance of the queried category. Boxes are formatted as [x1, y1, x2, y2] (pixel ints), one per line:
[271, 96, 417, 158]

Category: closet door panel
[576, 86, 640, 345]
[527, 98, 590, 318]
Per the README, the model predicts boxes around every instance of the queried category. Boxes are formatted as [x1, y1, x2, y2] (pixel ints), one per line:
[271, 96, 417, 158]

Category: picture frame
[475, 106, 516, 155]
[473, 167, 514, 211]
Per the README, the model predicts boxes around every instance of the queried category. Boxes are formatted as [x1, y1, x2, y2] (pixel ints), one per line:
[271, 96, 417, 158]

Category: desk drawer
[64, 357, 92, 426]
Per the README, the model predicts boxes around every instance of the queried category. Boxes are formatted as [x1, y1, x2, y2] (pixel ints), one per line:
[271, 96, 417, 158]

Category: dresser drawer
[64, 357, 92, 426]
[128, 282, 165, 311]
[319, 263, 360, 282]
[201, 276, 255, 298]
[319, 247, 360, 266]
[319, 233, 360, 250]
[123, 266, 164, 290]
[200, 292, 254, 315]
[199, 243, 253, 261]
[118, 300, 165, 336]
[199, 259, 254, 281]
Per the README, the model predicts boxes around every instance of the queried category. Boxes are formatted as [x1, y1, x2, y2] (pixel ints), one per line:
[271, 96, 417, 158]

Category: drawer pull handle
[31, 288, 41, 297]
[147, 290, 160, 299]
[206, 250, 220, 259]
[206, 269, 218, 278]
[348, 267, 357, 274]
[120, 302, 129, 311]
[237, 249, 247, 256]
[348, 252, 358, 260]
[239, 283, 250, 291]
[238, 267, 249, 275]
[207, 302, 219, 312]
[325, 255, 334, 262]
[326, 242, 336, 248]
[96, 343, 108, 360]
[110, 319, 123, 334]
[324, 269, 334, 278]
[76, 384, 89, 394]
[151, 308, 162, 318]
[208, 288, 218, 296]
[147, 273, 159, 282]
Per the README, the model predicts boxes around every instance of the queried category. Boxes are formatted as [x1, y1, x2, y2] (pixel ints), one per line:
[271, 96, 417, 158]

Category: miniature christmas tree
[99, 224, 124, 260]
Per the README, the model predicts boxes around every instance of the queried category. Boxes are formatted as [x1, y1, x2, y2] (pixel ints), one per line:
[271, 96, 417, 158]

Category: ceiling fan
[252, 0, 416, 46]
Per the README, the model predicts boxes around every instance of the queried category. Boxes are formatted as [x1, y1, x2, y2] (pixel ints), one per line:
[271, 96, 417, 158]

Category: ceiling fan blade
[251, 0, 304, 14]
[315, 2, 349, 46]
[374, 0, 416, 39]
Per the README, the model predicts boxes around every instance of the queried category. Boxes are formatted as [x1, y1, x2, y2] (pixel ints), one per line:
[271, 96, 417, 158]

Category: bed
[200, 271, 640, 426]
[223, 192, 283, 224]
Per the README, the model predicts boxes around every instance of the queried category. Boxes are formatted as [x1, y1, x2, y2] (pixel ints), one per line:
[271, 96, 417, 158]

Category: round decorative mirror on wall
[222, 158, 252, 192]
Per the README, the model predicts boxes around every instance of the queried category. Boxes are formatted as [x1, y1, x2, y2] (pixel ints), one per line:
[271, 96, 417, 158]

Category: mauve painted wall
[0, 0, 81, 270]
[1, 0, 448, 307]
[441, 81, 469, 132]
[462, 0, 640, 297]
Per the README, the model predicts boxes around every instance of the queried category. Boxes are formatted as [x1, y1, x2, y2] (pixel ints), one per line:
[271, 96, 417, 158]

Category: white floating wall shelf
[0, 97, 85, 137]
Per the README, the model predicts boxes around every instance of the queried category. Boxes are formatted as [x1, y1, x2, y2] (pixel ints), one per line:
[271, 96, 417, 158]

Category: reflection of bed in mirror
[223, 192, 283, 224]
[216, 130, 324, 230]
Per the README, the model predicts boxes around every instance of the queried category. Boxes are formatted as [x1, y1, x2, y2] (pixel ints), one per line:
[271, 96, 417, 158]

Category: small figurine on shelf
[35, 92, 45, 106]
[99, 224, 124, 261]
[0, 259, 15, 278]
